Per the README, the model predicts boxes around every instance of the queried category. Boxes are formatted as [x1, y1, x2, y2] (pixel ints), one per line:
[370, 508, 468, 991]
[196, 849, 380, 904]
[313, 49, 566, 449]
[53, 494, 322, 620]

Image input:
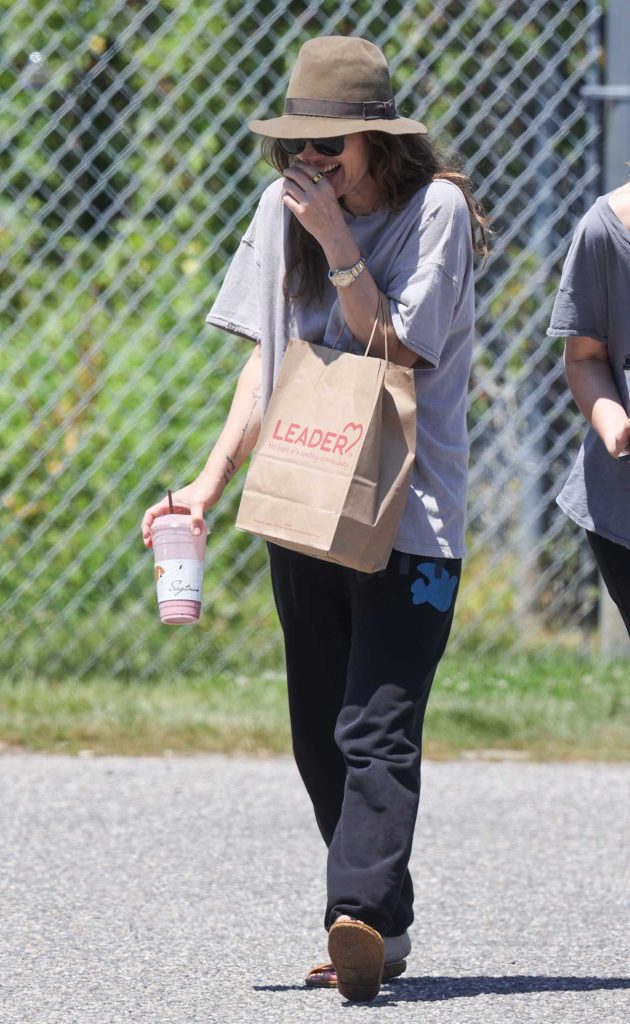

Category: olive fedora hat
[248, 36, 427, 139]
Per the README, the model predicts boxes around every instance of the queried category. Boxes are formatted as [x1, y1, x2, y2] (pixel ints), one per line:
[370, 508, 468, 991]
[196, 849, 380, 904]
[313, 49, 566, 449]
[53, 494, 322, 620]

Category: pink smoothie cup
[151, 514, 208, 624]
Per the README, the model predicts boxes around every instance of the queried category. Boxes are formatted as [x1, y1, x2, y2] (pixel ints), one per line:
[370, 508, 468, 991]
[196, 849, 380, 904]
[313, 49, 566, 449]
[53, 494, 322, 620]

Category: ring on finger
[311, 173, 324, 184]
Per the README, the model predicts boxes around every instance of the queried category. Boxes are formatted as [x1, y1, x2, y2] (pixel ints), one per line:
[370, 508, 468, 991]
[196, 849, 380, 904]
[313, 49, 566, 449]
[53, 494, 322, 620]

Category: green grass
[1, 652, 628, 760]
[427, 653, 628, 760]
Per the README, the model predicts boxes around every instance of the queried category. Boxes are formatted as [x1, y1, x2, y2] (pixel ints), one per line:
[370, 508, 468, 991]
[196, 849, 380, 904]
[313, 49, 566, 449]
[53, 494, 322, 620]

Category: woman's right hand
[141, 475, 224, 549]
[604, 414, 630, 460]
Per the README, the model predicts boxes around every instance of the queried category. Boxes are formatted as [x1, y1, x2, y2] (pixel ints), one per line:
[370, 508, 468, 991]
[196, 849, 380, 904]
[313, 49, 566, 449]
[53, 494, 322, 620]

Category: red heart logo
[342, 422, 364, 454]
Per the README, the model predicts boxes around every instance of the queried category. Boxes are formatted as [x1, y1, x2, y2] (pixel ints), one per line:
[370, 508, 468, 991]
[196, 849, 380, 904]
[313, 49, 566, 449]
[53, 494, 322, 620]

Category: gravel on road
[1, 754, 628, 1024]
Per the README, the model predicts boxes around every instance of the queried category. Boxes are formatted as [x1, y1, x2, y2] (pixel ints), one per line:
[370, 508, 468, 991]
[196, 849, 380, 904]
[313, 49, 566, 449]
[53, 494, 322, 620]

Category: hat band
[284, 97, 398, 120]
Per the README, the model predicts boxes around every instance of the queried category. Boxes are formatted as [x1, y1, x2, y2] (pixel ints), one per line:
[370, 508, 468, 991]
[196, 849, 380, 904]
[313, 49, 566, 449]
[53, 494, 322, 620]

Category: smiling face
[295, 133, 382, 215]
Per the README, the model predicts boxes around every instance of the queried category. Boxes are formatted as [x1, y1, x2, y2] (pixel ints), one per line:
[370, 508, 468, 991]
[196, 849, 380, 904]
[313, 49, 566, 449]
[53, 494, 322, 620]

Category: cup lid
[151, 513, 207, 534]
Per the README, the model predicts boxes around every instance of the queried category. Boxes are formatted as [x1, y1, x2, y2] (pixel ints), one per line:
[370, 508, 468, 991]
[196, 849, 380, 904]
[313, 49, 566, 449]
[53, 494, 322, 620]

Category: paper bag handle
[364, 291, 390, 365]
[333, 290, 390, 366]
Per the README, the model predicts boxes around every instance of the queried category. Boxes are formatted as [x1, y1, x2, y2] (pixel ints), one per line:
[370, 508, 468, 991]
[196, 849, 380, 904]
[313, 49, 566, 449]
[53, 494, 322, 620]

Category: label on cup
[155, 559, 203, 603]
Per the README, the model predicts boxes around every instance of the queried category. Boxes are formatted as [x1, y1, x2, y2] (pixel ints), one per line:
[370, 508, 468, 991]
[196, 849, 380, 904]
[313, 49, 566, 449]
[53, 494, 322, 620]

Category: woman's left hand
[281, 161, 347, 244]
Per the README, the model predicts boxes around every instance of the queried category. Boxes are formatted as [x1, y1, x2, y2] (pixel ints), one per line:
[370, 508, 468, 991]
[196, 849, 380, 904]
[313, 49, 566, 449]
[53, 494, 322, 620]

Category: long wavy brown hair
[262, 131, 490, 305]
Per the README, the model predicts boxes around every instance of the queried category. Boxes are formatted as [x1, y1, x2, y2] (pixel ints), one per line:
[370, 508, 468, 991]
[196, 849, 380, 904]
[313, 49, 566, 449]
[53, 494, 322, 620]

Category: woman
[548, 182, 630, 633]
[142, 36, 487, 1001]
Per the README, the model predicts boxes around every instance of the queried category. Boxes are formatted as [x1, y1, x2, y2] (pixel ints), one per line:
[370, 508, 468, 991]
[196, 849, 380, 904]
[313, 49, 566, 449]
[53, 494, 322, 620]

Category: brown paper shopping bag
[236, 298, 417, 572]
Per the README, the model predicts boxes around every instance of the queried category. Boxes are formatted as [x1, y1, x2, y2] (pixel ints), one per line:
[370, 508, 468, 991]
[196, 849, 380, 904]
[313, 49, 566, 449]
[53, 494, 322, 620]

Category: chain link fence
[1, 0, 605, 680]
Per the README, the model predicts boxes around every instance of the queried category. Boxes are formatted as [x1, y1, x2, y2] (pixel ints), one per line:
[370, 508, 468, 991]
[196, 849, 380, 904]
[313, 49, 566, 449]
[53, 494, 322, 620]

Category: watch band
[328, 255, 366, 288]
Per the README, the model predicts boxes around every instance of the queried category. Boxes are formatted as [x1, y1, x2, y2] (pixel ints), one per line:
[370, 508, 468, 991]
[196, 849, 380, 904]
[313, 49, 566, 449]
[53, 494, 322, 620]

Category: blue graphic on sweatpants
[410, 562, 458, 611]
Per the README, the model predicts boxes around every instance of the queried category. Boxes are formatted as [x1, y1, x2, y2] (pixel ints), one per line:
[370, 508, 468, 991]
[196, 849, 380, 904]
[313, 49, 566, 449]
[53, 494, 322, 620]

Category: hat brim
[248, 113, 427, 138]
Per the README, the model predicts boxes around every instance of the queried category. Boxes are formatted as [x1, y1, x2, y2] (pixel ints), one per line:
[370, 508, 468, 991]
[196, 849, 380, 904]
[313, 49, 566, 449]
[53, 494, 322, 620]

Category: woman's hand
[141, 475, 224, 549]
[281, 160, 347, 244]
[603, 415, 630, 459]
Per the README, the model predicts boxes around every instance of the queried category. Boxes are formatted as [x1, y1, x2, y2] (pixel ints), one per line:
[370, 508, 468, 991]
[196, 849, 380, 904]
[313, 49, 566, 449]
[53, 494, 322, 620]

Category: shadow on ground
[255, 974, 630, 1005]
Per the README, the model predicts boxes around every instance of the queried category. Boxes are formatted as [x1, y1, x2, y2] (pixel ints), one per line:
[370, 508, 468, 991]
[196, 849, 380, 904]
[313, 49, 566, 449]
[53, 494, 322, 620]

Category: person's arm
[281, 161, 423, 368]
[141, 344, 262, 547]
[317, 229, 424, 367]
[564, 335, 630, 458]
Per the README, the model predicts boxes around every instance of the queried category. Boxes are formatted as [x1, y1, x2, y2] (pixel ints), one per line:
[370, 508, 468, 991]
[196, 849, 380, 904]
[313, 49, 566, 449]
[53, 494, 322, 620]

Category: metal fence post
[601, 0, 630, 658]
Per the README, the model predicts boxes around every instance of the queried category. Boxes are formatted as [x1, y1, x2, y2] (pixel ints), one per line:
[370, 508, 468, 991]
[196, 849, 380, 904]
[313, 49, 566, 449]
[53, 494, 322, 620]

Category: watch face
[329, 258, 365, 287]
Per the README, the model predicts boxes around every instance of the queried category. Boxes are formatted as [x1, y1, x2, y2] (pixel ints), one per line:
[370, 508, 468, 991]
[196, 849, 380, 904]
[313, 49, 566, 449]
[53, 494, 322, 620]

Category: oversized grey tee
[207, 177, 474, 558]
[548, 194, 630, 549]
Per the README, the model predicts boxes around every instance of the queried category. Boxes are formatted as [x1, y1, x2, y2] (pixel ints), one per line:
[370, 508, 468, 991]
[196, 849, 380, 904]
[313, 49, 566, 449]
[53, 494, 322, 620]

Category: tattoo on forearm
[222, 387, 261, 486]
[223, 455, 236, 485]
[234, 388, 261, 462]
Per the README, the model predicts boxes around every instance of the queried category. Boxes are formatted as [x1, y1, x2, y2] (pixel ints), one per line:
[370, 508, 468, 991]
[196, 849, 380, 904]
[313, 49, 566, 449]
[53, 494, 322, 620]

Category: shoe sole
[327, 920, 385, 1002]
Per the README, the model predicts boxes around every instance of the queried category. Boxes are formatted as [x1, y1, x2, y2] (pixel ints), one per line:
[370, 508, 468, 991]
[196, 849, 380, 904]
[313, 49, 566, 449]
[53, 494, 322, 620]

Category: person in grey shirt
[548, 183, 630, 633]
[143, 36, 488, 1001]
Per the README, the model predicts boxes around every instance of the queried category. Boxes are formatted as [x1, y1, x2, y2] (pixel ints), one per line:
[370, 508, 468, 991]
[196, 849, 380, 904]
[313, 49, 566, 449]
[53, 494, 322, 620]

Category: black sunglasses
[277, 136, 345, 157]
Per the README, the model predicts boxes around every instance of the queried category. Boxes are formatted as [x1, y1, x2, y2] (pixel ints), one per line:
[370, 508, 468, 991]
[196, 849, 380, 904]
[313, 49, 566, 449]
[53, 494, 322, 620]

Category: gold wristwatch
[328, 255, 366, 288]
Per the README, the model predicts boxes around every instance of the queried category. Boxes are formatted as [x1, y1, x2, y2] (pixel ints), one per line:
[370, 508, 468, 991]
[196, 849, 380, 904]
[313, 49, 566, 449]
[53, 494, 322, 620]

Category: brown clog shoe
[327, 919, 385, 1001]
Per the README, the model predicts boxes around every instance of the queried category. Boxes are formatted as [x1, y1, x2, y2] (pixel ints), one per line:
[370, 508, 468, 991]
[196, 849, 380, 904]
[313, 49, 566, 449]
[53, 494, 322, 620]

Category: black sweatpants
[268, 544, 461, 938]
[586, 530, 630, 635]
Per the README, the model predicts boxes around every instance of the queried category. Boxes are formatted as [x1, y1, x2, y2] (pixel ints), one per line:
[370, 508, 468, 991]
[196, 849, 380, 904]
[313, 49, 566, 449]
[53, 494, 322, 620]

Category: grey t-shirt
[547, 194, 630, 549]
[207, 177, 475, 557]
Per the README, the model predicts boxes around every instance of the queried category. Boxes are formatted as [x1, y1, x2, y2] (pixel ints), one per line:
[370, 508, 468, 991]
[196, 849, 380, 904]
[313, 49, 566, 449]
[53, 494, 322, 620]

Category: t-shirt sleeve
[389, 264, 459, 367]
[387, 184, 471, 367]
[547, 211, 608, 344]
[205, 210, 261, 343]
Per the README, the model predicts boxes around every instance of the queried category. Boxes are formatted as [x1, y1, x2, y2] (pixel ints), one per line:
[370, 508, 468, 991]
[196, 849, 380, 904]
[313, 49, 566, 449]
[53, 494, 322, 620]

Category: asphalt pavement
[1, 753, 628, 1024]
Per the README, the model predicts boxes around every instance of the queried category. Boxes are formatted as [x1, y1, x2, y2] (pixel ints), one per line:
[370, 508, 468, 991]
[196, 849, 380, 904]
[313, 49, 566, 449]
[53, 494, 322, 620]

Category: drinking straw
[168, 489, 174, 513]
